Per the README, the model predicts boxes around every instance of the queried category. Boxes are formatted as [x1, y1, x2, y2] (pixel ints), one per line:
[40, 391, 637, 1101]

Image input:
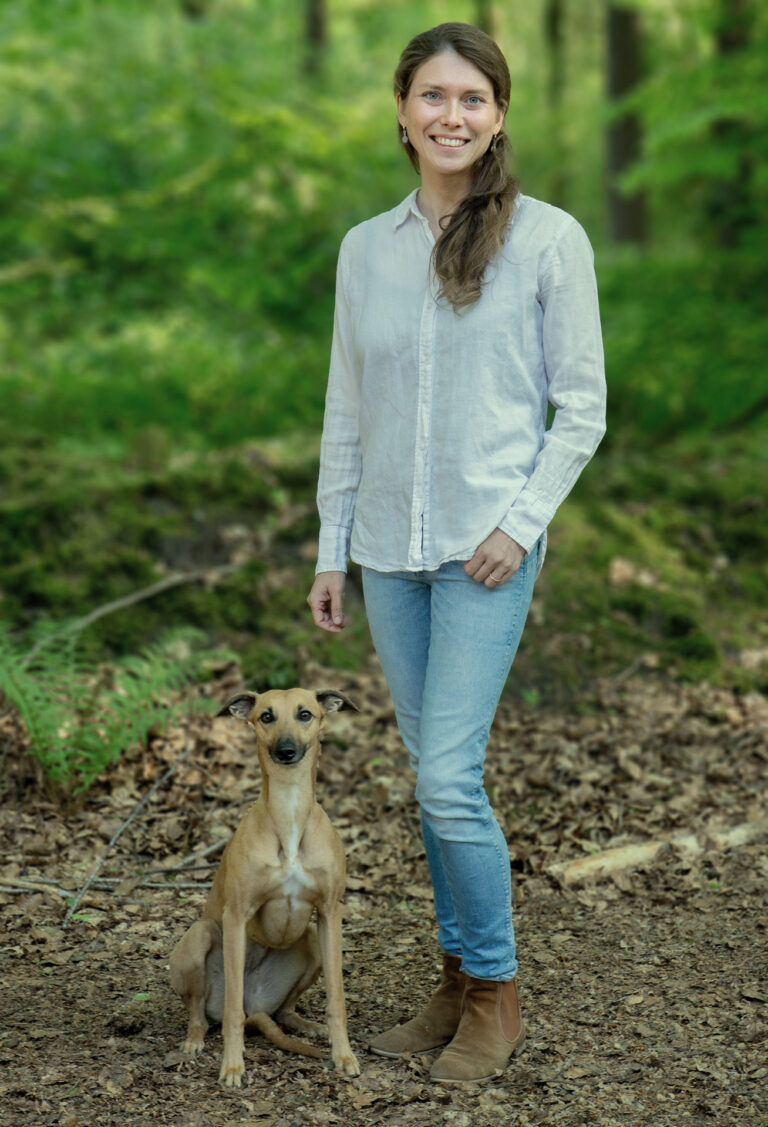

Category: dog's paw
[219, 1064, 244, 1088]
[219, 1056, 244, 1087]
[334, 1052, 361, 1077]
[182, 1036, 205, 1055]
[282, 1014, 327, 1038]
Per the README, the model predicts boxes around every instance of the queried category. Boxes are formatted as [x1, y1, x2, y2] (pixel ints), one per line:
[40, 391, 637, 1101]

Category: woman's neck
[417, 172, 471, 238]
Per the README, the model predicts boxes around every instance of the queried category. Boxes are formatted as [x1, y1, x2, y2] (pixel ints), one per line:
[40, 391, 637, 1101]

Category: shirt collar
[393, 187, 526, 231]
[393, 189, 425, 230]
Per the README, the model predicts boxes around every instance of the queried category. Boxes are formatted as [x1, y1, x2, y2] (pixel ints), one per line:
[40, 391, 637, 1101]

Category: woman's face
[396, 49, 505, 185]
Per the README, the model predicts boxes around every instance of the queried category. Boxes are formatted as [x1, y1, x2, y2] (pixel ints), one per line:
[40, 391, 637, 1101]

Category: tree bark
[475, 0, 495, 38]
[605, 4, 648, 244]
[179, 0, 209, 16]
[304, 0, 328, 77]
[547, 818, 768, 886]
[710, 0, 755, 247]
[544, 0, 567, 209]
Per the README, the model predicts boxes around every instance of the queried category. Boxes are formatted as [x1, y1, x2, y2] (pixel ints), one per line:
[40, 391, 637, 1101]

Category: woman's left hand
[464, 528, 526, 588]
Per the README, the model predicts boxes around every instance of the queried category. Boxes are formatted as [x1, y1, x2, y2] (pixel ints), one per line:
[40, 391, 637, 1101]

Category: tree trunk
[304, 0, 328, 77]
[475, 0, 495, 38]
[605, 4, 648, 244]
[544, 0, 566, 209]
[179, 0, 209, 17]
[710, 0, 755, 247]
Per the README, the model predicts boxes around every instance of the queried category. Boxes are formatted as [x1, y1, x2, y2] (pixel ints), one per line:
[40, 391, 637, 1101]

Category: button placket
[408, 261, 438, 569]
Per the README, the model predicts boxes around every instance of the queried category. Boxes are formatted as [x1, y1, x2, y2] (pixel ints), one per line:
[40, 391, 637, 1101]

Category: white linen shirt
[316, 190, 606, 575]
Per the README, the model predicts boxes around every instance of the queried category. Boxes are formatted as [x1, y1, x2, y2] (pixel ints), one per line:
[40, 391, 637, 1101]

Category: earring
[490, 133, 499, 152]
[401, 126, 409, 144]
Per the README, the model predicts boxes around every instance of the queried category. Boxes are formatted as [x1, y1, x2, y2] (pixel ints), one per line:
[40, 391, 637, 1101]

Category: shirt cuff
[497, 501, 551, 555]
[316, 523, 351, 574]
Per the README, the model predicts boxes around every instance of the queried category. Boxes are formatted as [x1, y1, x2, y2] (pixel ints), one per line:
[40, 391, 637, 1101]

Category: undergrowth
[0, 627, 230, 796]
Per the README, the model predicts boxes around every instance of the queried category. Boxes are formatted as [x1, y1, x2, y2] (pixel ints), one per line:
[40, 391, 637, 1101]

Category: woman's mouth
[431, 136, 469, 148]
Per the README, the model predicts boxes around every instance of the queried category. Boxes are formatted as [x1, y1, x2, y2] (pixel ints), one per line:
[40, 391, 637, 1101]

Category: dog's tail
[245, 1012, 326, 1060]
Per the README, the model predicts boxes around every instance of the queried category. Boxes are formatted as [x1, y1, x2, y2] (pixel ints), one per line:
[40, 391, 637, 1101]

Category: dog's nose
[270, 739, 306, 766]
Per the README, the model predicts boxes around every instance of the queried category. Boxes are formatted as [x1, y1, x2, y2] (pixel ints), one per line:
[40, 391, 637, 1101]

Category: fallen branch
[547, 817, 768, 887]
[156, 835, 231, 872]
[22, 564, 238, 667]
[62, 740, 195, 925]
[0, 878, 70, 900]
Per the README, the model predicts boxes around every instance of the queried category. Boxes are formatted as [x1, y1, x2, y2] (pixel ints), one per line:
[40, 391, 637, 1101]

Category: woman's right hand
[307, 571, 349, 632]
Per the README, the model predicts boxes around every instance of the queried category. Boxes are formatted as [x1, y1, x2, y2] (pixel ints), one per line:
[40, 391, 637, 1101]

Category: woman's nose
[440, 99, 463, 127]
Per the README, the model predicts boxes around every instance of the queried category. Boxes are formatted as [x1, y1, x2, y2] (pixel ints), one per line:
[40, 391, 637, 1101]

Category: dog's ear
[315, 689, 359, 714]
[217, 692, 258, 719]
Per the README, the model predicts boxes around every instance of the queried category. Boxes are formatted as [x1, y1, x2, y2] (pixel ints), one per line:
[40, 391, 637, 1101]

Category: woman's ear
[395, 91, 405, 127]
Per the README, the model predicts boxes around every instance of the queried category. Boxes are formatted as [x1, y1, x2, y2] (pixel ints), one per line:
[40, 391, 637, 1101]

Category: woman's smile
[396, 50, 504, 186]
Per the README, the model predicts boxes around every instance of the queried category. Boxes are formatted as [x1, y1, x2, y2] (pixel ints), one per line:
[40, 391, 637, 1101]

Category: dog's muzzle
[269, 739, 307, 766]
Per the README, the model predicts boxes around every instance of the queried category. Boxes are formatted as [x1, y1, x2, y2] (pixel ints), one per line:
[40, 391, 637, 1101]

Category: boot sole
[368, 1040, 452, 1059]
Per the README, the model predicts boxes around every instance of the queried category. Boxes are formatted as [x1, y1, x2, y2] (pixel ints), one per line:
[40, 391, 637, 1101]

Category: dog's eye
[297, 709, 313, 722]
[260, 710, 275, 724]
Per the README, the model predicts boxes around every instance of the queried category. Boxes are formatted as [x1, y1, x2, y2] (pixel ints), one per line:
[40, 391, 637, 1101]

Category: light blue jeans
[361, 548, 538, 981]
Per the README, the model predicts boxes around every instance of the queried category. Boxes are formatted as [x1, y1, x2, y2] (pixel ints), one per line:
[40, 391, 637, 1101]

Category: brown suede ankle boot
[429, 975, 525, 1083]
[369, 953, 465, 1057]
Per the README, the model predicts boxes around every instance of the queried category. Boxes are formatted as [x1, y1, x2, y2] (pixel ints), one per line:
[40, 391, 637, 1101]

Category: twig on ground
[62, 741, 195, 926]
[142, 863, 218, 874]
[0, 878, 70, 900]
[157, 836, 231, 872]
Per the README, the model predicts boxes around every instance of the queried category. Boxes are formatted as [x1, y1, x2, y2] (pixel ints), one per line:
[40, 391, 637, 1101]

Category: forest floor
[1, 661, 767, 1127]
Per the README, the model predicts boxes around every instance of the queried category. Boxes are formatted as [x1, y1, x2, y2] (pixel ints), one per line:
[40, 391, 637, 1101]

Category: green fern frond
[0, 624, 235, 796]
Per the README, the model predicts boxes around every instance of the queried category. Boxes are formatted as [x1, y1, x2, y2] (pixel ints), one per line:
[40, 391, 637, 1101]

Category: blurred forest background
[1, 0, 766, 792]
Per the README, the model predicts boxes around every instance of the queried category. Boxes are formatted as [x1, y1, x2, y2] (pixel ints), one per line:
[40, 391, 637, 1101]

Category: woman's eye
[424, 91, 440, 101]
[466, 96, 483, 105]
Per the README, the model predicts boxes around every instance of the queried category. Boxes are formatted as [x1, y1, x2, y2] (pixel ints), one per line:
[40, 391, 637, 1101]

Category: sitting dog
[169, 687, 360, 1086]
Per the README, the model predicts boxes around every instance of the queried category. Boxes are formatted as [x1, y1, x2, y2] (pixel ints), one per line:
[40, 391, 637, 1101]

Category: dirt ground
[1, 663, 767, 1127]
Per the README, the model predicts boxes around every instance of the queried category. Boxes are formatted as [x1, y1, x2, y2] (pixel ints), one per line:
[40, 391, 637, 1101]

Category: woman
[307, 22, 605, 1083]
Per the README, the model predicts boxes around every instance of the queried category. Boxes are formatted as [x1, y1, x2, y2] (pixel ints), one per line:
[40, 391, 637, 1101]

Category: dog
[169, 687, 361, 1086]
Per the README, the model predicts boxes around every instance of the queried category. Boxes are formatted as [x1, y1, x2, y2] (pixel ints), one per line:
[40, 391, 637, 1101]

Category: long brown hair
[394, 23, 519, 310]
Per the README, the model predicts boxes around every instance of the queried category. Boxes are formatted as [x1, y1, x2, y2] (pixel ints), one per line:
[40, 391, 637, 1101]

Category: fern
[0, 626, 231, 796]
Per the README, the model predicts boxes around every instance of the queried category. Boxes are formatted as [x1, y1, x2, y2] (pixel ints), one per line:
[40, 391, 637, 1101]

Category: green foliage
[0, 626, 227, 795]
[598, 251, 768, 437]
[618, 1, 768, 248]
[0, 0, 765, 739]
[0, 0, 410, 448]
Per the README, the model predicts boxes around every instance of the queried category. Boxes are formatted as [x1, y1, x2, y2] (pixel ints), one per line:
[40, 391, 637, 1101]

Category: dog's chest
[250, 837, 319, 948]
[275, 853, 314, 901]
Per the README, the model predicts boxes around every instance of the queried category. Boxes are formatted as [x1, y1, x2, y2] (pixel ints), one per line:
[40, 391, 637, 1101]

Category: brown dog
[169, 687, 360, 1086]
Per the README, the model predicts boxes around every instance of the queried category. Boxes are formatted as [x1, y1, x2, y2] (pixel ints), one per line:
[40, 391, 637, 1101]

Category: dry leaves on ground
[0, 662, 767, 1126]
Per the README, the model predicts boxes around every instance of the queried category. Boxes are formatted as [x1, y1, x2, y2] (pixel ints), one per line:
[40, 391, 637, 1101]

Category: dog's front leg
[317, 904, 360, 1076]
[220, 904, 247, 1087]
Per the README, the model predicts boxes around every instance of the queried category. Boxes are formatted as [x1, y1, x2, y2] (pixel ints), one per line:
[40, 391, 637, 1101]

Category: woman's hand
[307, 571, 349, 632]
[464, 528, 526, 588]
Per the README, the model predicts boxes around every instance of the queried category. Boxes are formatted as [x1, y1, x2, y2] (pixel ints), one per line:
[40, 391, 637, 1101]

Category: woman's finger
[470, 555, 501, 584]
[484, 569, 509, 588]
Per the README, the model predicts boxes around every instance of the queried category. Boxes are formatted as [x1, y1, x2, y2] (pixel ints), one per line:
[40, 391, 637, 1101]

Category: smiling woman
[393, 23, 516, 311]
[307, 20, 606, 1086]
[397, 55, 503, 185]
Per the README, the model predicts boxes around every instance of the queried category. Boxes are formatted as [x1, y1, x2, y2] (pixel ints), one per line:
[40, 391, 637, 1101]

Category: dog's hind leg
[169, 918, 221, 1054]
[275, 927, 326, 1037]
